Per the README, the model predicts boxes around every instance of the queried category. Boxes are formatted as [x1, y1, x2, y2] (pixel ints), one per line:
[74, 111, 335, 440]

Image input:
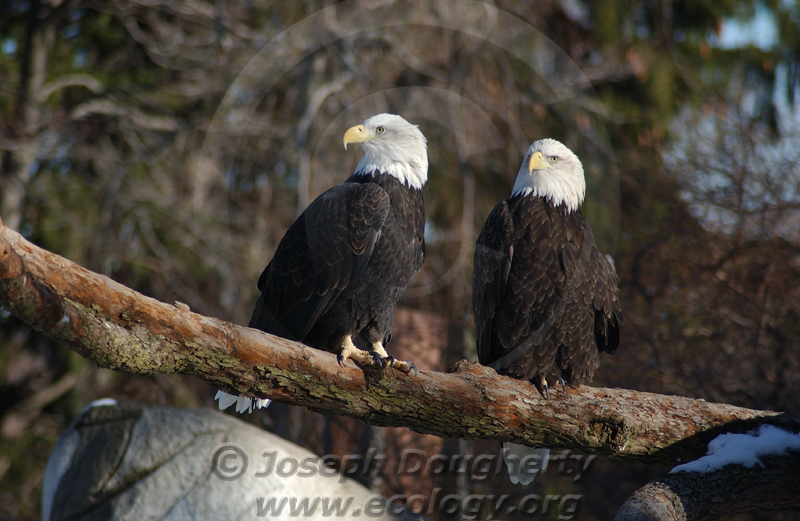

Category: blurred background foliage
[1, 0, 800, 519]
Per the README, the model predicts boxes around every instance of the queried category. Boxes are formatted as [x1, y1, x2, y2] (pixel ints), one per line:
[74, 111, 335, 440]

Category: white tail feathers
[502, 443, 550, 485]
[214, 390, 271, 414]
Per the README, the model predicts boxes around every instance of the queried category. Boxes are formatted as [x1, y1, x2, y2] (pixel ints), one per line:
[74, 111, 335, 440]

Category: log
[615, 449, 800, 520]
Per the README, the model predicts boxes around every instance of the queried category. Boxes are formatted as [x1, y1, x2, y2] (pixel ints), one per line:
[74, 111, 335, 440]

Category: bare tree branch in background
[2, 0, 59, 231]
[296, 67, 352, 213]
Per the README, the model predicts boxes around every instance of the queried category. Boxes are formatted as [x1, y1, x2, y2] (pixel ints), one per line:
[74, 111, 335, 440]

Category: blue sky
[712, 2, 779, 50]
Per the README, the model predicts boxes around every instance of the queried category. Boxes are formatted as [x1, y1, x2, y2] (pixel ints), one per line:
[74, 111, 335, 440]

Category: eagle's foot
[534, 375, 549, 400]
[388, 357, 418, 377]
[337, 338, 374, 368]
[556, 375, 567, 393]
[366, 343, 391, 371]
[370, 352, 388, 370]
[370, 343, 390, 359]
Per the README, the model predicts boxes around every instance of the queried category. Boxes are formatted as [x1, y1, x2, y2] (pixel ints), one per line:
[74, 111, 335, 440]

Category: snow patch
[671, 424, 800, 474]
[80, 398, 118, 414]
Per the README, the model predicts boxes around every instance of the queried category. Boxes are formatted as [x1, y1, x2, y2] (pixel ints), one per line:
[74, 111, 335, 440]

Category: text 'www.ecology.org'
[255, 491, 582, 519]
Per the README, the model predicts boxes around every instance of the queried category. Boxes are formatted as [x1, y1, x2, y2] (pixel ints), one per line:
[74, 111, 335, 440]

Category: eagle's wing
[473, 200, 514, 366]
[249, 182, 391, 340]
[554, 225, 622, 383]
[587, 233, 622, 354]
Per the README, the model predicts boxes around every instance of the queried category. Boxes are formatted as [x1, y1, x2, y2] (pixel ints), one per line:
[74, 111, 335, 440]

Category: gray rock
[43, 400, 424, 521]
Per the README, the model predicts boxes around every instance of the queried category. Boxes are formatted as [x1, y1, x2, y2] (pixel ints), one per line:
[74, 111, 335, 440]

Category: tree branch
[38, 73, 104, 101]
[69, 98, 180, 130]
[0, 218, 797, 467]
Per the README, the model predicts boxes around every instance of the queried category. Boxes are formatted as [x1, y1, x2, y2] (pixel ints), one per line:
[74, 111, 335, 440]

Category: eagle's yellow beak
[343, 124, 370, 150]
[528, 151, 546, 174]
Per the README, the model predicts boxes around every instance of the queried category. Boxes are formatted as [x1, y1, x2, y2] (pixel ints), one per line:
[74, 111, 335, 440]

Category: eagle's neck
[353, 150, 427, 190]
[347, 170, 424, 196]
[511, 171, 585, 213]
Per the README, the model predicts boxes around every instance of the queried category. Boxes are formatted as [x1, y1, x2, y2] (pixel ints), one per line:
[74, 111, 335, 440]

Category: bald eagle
[473, 138, 622, 483]
[217, 114, 427, 413]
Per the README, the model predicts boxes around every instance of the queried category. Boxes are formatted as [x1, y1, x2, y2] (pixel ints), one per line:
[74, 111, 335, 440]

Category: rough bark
[615, 449, 800, 520]
[0, 218, 797, 468]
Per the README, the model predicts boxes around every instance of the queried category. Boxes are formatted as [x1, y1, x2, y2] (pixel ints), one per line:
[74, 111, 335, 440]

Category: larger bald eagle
[473, 138, 622, 483]
[217, 114, 427, 413]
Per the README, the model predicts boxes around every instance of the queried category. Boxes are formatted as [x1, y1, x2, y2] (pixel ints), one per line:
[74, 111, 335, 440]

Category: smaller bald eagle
[216, 114, 427, 414]
[473, 138, 622, 483]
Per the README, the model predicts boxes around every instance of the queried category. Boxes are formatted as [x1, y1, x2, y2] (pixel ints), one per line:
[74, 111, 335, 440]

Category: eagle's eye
[549, 156, 559, 162]
[376, 126, 386, 134]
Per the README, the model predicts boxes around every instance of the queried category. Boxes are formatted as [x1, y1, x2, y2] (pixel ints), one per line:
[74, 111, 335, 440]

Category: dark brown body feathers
[473, 195, 621, 386]
[250, 172, 425, 350]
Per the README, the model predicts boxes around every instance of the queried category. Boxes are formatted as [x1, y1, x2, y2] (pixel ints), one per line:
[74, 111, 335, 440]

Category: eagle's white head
[343, 113, 428, 190]
[511, 138, 586, 212]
